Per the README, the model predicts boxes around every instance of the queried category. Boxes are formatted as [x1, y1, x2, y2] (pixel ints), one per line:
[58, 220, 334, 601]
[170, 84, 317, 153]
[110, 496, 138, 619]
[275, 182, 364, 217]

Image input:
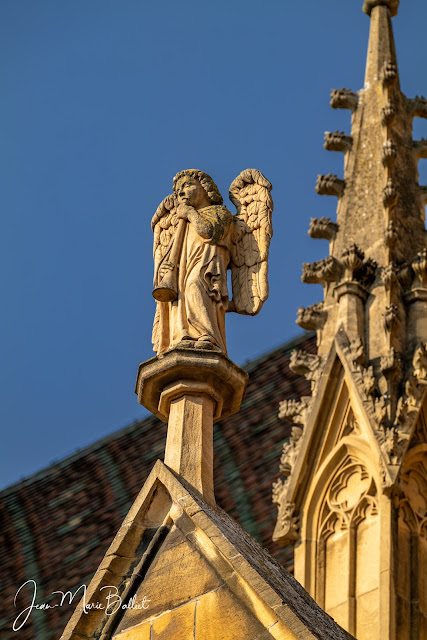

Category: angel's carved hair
[173, 169, 223, 205]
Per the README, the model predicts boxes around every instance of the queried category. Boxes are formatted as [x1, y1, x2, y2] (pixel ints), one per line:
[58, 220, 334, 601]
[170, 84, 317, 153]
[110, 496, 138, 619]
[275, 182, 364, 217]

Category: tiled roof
[0, 332, 315, 640]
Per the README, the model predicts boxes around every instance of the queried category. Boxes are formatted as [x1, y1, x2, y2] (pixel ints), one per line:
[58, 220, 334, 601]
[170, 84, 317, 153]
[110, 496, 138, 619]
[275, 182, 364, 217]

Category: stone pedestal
[135, 346, 248, 506]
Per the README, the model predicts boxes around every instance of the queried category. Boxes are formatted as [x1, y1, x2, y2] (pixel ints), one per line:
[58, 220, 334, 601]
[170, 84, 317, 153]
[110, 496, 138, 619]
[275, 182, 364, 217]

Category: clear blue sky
[1, 0, 426, 489]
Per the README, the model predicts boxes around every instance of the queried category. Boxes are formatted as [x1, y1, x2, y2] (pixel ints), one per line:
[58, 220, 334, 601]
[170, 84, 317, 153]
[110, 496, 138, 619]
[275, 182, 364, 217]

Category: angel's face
[176, 177, 211, 210]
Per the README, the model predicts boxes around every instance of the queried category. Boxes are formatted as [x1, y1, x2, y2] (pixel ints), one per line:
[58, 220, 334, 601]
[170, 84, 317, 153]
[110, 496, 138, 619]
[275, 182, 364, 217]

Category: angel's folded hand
[177, 203, 193, 219]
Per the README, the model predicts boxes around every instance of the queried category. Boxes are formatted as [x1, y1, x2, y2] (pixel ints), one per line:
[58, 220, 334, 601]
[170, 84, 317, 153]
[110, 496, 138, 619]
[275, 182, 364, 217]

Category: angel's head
[173, 169, 223, 210]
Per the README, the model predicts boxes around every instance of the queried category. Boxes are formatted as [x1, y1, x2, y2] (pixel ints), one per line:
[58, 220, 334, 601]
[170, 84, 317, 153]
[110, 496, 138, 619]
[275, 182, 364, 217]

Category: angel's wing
[229, 169, 273, 315]
[151, 194, 178, 352]
[151, 194, 179, 272]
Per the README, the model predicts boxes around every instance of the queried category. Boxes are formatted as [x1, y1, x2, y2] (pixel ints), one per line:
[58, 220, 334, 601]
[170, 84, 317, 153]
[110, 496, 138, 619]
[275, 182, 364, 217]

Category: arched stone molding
[301, 437, 382, 543]
[298, 439, 382, 638]
[400, 443, 427, 536]
[395, 443, 427, 636]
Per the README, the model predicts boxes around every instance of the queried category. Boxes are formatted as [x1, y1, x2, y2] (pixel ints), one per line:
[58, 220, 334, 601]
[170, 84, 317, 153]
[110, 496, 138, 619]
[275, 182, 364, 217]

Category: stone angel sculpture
[151, 168, 273, 355]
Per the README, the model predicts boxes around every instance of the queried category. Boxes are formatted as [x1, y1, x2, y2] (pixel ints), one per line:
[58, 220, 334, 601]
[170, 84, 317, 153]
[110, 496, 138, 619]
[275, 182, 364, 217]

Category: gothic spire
[274, 6, 427, 635]
[298, 0, 427, 419]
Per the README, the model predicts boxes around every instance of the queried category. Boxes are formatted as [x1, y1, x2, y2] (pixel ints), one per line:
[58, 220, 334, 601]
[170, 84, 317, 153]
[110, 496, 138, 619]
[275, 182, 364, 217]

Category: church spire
[275, 4, 427, 637]
[297, 0, 427, 423]
[363, 1, 399, 87]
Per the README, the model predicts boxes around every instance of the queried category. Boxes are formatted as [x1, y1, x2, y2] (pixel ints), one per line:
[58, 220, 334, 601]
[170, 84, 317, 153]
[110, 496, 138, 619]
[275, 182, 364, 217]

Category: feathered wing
[229, 169, 273, 315]
[151, 194, 178, 352]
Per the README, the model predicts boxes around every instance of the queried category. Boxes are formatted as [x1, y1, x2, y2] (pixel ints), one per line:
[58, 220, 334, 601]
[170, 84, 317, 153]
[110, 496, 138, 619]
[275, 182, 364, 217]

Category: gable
[61, 460, 354, 640]
[288, 347, 384, 510]
[113, 523, 273, 640]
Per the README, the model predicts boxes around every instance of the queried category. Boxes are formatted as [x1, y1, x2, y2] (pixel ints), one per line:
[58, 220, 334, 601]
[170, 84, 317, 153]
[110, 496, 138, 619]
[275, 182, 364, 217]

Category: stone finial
[316, 174, 345, 197]
[330, 88, 358, 111]
[302, 257, 343, 284]
[308, 217, 338, 240]
[412, 249, 427, 287]
[341, 244, 365, 280]
[362, 0, 399, 18]
[324, 131, 352, 153]
[296, 302, 327, 331]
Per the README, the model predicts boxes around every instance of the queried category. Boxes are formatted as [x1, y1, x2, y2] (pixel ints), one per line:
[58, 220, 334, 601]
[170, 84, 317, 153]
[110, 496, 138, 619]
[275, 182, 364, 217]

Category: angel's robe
[154, 205, 233, 355]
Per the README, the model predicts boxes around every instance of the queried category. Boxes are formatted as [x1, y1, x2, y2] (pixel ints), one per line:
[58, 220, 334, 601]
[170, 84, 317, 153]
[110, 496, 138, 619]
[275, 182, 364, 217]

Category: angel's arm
[177, 203, 213, 239]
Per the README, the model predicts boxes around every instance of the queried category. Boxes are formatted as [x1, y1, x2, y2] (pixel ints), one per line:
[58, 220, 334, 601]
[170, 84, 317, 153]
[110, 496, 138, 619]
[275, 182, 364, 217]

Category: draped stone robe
[153, 205, 233, 355]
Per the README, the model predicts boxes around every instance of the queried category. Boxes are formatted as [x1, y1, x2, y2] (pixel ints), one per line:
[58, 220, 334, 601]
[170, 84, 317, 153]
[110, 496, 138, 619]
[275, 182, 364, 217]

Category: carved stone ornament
[357, 257, 378, 288]
[409, 95, 427, 119]
[289, 349, 323, 394]
[343, 346, 376, 396]
[413, 342, 427, 380]
[375, 425, 399, 461]
[341, 243, 365, 280]
[324, 130, 352, 152]
[375, 395, 387, 426]
[383, 304, 400, 333]
[308, 216, 338, 240]
[382, 102, 396, 125]
[396, 343, 427, 437]
[342, 336, 366, 366]
[279, 426, 304, 477]
[151, 168, 273, 355]
[315, 173, 345, 198]
[272, 483, 299, 545]
[385, 220, 398, 248]
[383, 179, 398, 207]
[362, 0, 399, 18]
[381, 262, 400, 290]
[302, 256, 343, 284]
[278, 397, 311, 425]
[296, 302, 327, 331]
[411, 249, 427, 287]
[330, 88, 358, 111]
[382, 139, 397, 166]
[380, 348, 402, 382]
[337, 331, 395, 461]
[381, 61, 398, 85]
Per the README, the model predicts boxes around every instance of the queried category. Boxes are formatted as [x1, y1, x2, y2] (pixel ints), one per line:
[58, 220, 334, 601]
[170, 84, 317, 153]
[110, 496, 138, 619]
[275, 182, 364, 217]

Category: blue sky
[1, 0, 427, 489]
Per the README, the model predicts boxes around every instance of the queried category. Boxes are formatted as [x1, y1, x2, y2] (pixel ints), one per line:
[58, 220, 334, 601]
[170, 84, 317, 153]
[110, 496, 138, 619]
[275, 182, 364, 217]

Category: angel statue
[151, 168, 273, 355]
